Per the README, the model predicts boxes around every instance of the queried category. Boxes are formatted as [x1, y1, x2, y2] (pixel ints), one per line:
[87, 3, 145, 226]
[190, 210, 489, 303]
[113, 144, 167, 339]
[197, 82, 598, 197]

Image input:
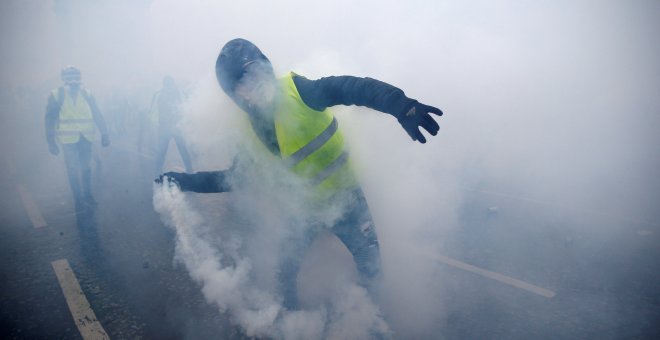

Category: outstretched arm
[293, 74, 443, 143]
[156, 170, 232, 193]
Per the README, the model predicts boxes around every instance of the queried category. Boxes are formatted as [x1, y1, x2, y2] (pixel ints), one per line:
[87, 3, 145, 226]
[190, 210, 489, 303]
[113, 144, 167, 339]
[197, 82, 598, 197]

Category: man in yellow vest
[45, 66, 110, 211]
[156, 39, 443, 309]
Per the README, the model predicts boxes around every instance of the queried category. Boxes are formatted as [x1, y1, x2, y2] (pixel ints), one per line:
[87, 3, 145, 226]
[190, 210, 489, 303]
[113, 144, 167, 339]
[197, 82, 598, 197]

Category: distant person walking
[45, 66, 110, 211]
[151, 76, 193, 175]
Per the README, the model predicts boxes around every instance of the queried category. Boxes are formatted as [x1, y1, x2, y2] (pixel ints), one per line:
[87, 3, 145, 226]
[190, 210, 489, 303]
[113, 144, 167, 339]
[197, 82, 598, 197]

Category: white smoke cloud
[153, 177, 390, 339]
[155, 66, 391, 337]
[148, 1, 660, 337]
[4, 0, 658, 338]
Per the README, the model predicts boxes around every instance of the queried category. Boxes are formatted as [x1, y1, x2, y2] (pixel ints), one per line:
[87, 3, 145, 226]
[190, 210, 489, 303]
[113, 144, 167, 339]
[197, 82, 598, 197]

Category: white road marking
[430, 253, 556, 298]
[51, 259, 110, 340]
[6, 157, 47, 228]
[16, 184, 47, 228]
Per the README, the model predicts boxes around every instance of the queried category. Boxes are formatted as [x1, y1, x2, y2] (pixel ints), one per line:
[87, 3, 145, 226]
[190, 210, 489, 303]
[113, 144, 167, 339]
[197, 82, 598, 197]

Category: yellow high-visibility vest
[52, 87, 96, 144]
[273, 72, 358, 195]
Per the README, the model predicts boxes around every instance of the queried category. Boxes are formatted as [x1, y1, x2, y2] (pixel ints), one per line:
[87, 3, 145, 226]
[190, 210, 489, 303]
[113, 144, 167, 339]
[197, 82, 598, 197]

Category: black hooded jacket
[170, 73, 417, 193]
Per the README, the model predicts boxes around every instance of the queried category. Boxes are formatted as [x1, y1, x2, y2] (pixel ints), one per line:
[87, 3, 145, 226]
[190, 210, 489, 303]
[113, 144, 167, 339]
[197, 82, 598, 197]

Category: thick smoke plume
[2, 0, 658, 338]
[154, 73, 390, 337]
[153, 174, 389, 339]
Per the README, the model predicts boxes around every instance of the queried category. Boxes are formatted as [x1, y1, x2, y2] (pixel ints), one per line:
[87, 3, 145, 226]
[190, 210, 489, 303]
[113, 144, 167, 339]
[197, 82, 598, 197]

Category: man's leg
[278, 253, 304, 310]
[78, 137, 94, 204]
[154, 132, 171, 176]
[137, 112, 146, 153]
[75, 139, 100, 256]
[61, 142, 83, 209]
[332, 189, 383, 297]
[173, 132, 193, 173]
[277, 227, 317, 310]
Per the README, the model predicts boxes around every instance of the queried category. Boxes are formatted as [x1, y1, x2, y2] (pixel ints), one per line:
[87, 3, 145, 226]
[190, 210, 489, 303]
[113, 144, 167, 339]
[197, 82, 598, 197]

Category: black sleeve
[175, 171, 232, 193]
[45, 94, 59, 144]
[293, 74, 417, 117]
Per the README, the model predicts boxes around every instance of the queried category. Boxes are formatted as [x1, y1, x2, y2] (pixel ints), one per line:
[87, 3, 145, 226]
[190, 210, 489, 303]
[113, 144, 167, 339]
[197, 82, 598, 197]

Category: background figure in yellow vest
[156, 39, 443, 310]
[151, 76, 193, 176]
[45, 66, 110, 211]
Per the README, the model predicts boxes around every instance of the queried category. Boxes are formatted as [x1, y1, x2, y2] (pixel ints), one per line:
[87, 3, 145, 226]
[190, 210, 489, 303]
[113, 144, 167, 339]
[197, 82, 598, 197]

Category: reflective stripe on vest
[283, 117, 338, 168]
[274, 72, 357, 194]
[52, 87, 96, 144]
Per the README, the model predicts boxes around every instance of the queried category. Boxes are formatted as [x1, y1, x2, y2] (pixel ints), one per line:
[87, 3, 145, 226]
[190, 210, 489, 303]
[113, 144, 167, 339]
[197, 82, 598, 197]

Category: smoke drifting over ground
[153, 162, 389, 338]
[2, 0, 660, 338]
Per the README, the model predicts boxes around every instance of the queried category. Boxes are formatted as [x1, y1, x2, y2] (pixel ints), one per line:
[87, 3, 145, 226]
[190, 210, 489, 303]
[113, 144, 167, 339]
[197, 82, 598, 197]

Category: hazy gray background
[2, 0, 658, 217]
[1, 0, 659, 338]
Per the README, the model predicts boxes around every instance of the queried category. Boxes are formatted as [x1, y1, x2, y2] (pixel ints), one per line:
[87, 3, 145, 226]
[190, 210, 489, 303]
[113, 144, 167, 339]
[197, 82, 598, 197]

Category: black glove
[155, 172, 184, 188]
[395, 101, 443, 144]
[101, 134, 110, 147]
[48, 142, 60, 156]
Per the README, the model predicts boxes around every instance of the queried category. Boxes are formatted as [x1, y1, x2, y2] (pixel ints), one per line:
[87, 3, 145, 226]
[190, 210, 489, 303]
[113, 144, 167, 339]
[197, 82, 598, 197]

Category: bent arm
[293, 74, 417, 116]
[294, 73, 443, 143]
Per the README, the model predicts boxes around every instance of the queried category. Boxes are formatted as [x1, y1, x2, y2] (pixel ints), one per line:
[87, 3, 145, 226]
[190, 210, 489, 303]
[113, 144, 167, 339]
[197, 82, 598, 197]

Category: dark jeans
[278, 188, 382, 309]
[61, 137, 93, 204]
[155, 130, 193, 175]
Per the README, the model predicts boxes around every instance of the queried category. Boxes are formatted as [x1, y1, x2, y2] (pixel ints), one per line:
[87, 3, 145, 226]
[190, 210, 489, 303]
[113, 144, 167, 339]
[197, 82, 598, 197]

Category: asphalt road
[0, 125, 243, 339]
[1, 120, 659, 339]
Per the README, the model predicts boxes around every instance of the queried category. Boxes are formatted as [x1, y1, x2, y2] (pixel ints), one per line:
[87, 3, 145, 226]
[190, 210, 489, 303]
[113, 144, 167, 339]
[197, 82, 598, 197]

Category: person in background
[151, 76, 193, 176]
[105, 89, 129, 137]
[45, 65, 110, 211]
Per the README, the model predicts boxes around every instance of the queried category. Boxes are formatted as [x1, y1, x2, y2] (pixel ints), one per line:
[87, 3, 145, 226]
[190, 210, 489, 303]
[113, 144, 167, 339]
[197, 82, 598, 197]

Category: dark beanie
[215, 38, 270, 94]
